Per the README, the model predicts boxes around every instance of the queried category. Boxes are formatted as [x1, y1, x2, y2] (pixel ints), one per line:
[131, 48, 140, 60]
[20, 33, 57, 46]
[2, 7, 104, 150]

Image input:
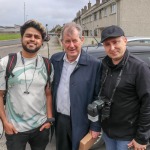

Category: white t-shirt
[0, 52, 53, 132]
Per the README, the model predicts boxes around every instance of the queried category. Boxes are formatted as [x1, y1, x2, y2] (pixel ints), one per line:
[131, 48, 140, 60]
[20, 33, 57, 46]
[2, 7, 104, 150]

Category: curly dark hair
[20, 19, 46, 40]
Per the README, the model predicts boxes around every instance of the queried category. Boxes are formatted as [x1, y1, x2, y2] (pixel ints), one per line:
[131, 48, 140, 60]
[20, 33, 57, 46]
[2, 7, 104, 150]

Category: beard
[22, 43, 41, 53]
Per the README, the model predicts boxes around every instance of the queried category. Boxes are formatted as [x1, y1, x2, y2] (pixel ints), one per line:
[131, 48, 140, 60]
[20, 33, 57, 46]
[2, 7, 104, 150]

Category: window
[88, 16, 91, 22]
[99, 10, 102, 19]
[111, 3, 116, 14]
[90, 15, 92, 22]
[94, 29, 97, 36]
[94, 12, 97, 20]
[104, 8, 107, 17]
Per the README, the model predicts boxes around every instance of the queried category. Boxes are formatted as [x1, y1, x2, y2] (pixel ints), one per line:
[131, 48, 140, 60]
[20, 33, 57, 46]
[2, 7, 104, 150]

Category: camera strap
[99, 52, 129, 103]
[109, 69, 123, 103]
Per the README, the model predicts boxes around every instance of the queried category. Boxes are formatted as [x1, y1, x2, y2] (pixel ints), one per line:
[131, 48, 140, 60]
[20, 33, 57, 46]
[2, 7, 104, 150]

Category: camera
[87, 96, 111, 122]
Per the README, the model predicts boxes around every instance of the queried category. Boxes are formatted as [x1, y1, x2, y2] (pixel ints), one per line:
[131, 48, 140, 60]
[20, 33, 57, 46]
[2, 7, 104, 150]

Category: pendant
[24, 91, 30, 94]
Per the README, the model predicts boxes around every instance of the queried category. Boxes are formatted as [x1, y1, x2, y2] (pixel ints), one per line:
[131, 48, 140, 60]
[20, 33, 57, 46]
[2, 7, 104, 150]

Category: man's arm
[45, 85, 53, 119]
[90, 61, 102, 138]
[0, 91, 7, 123]
[0, 90, 17, 134]
[40, 84, 53, 131]
[133, 63, 150, 146]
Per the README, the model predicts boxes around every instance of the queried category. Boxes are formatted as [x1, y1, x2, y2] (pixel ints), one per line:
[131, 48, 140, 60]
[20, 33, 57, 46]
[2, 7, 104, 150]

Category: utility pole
[26, 15, 28, 21]
[24, 2, 26, 23]
[46, 24, 50, 59]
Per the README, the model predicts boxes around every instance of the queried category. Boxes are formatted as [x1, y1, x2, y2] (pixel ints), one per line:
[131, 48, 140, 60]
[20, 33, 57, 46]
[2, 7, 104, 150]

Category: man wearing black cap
[100, 25, 150, 150]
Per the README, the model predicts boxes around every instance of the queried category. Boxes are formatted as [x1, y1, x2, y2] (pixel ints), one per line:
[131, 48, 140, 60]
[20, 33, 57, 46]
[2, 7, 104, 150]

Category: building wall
[119, 0, 150, 36]
[0, 26, 20, 33]
[73, 0, 150, 38]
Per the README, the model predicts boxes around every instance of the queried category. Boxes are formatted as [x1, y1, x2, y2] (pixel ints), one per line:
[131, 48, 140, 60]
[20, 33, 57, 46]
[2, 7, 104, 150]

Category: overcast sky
[0, 0, 97, 30]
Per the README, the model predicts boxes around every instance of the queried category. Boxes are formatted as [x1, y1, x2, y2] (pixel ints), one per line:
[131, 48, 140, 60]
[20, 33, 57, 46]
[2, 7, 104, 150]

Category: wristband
[45, 117, 55, 125]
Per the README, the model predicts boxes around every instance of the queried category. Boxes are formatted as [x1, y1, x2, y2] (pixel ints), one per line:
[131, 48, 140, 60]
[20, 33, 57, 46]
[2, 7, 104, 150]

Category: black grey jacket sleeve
[135, 62, 150, 144]
[90, 60, 102, 132]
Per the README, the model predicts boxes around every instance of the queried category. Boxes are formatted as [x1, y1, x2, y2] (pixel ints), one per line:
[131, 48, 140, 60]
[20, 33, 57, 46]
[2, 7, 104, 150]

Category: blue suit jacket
[51, 50, 101, 150]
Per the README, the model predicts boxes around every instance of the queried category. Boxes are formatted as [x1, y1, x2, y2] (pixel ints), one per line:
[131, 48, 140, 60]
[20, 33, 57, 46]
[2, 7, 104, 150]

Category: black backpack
[4, 53, 51, 105]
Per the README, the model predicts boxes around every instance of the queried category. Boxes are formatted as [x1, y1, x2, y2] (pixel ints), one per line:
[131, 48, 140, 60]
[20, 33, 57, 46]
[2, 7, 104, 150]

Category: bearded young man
[0, 20, 54, 150]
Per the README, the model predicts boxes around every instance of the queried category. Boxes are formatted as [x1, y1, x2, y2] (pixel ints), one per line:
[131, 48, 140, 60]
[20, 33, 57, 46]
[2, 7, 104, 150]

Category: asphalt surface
[0, 39, 21, 47]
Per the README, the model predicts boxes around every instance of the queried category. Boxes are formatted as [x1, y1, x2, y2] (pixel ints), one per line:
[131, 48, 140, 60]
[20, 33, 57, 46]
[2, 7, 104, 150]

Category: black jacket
[101, 50, 150, 144]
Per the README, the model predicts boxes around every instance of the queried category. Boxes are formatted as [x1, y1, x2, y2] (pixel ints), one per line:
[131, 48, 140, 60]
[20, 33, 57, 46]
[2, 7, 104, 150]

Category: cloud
[0, 0, 96, 29]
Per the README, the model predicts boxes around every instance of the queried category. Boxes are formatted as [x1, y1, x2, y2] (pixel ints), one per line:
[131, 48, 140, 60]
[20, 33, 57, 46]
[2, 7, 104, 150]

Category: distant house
[0, 24, 20, 33]
[0, 26, 5, 32]
[73, 0, 150, 37]
[54, 25, 62, 37]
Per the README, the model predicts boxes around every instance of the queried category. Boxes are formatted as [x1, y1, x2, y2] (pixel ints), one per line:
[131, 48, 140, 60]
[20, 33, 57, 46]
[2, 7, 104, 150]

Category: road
[0, 39, 21, 47]
[0, 37, 105, 150]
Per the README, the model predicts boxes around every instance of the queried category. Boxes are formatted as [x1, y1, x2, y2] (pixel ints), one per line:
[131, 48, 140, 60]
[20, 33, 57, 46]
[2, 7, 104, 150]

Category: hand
[4, 121, 18, 134]
[128, 139, 147, 150]
[90, 130, 100, 139]
[40, 122, 51, 131]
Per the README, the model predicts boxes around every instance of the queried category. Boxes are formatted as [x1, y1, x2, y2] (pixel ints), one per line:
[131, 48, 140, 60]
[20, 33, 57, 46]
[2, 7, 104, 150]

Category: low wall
[83, 36, 100, 46]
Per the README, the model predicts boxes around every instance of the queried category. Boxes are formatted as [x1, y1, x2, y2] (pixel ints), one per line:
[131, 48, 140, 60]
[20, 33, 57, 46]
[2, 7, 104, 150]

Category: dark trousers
[56, 113, 72, 150]
[5, 127, 50, 150]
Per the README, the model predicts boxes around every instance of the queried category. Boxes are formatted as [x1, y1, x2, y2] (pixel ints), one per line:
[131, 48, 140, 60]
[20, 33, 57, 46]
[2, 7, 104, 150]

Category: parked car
[84, 45, 150, 66]
[84, 43, 150, 150]
[83, 36, 150, 65]
[84, 36, 150, 48]
[127, 37, 150, 46]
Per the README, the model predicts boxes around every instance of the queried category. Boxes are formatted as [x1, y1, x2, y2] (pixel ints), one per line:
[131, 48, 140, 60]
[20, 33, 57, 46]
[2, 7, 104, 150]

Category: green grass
[0, 33, 20, 41]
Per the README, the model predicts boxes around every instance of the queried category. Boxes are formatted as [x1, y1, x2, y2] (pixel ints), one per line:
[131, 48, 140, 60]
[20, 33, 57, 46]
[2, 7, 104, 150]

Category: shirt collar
[63, 53, 80, 64]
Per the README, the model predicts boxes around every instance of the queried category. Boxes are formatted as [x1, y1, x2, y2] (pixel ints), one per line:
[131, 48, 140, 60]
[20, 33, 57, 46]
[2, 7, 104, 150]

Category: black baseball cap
[101, 25, 125, 43]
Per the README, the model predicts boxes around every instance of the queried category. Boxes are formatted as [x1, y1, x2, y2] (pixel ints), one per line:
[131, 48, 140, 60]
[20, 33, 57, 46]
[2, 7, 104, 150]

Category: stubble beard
[22, 43, 41, 53]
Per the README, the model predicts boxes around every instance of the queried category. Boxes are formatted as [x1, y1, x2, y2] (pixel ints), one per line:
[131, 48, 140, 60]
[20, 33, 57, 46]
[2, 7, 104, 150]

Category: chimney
[88, 1, 91, 9]
[81, 8, 84, 14]
[84, 6, 87, 12]
[79, 10, 81, 16]
[96, 0, 100, 5]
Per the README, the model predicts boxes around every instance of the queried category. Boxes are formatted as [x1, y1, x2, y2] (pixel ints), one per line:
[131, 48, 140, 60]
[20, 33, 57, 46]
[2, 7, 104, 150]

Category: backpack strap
[42, 57, 54, 141]
[6, 53, 17, 79]
[4, 53, 17, 104]
[42, 57, 51, 87]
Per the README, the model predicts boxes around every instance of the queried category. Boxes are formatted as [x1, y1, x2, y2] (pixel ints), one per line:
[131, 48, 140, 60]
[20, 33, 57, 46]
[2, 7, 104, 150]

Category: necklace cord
[21, 52, 38, 94]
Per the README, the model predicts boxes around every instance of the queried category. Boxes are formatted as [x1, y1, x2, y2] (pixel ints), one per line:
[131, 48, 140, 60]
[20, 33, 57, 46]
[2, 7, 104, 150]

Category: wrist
[45, 117, 55, 125]
[2, 119, 9, 125]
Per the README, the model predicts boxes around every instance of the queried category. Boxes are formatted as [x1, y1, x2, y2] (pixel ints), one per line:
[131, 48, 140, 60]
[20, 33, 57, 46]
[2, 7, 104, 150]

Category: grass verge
[0, 33, 20, 41]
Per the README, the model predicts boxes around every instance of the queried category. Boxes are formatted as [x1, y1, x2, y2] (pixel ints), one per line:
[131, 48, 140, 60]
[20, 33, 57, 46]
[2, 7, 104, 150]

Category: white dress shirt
[56, 54, 80, 116]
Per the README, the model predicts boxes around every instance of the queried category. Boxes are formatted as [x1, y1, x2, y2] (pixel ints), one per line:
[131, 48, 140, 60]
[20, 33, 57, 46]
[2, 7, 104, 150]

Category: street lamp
[26, 15, 28, 21]
[24, 2, 26, 23]
[45, 24, 50, 59]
